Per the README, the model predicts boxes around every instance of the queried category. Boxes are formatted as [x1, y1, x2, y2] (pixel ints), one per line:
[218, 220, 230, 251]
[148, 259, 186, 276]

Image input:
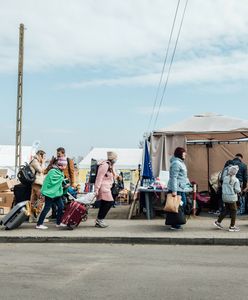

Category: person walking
[214, 165, 241, 232]
[166, 147, 190, 230]
[223, 153, 247, 214]
[36, 157, 69, 229]
[29, 150, 46, 222]
[94, 151, 117, 228]
[45, 147, 75, 219]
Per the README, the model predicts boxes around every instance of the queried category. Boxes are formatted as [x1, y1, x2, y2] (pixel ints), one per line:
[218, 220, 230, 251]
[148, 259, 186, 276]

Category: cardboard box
[0, 178, 18, 192]
[0, 206, 11, 215]
[0, 169, 8, 178]
[0, 191, 14, 207]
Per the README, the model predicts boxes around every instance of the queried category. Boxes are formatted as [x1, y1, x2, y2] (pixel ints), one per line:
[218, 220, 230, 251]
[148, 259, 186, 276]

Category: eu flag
[142, 139, 154, 183]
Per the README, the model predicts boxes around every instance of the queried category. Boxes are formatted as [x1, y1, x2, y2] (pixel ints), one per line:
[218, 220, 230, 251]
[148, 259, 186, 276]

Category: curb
[0, 236, 248, 245]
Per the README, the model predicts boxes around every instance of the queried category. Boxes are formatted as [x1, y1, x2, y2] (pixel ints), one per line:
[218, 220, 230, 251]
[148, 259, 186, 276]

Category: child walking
[214, 165, 241, 232]
[36, 157, 69, 229]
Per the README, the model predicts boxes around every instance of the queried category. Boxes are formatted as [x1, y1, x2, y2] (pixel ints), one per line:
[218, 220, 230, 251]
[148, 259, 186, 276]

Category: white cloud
[1, 0, 248, 85]
[60, 50, 248, 88]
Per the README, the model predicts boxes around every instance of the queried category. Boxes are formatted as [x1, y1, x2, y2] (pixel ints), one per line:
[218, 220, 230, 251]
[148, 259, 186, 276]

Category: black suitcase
[13, 183, 32, 206]
[0, 201, 30, 230]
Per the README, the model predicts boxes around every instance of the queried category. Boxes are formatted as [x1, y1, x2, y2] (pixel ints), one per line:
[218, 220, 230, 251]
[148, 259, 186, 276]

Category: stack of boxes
[0, 169, 18, 215]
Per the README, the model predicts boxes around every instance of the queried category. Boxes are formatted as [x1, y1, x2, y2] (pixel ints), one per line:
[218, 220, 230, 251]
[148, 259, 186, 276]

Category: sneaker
[36, 225, 48, 230]
[213, 210, 220, 215]
[213, 221, 223, 230]
[95, 219, 109, 228]
[55, 223, 67, 228]
[229, 226, 240, 232]
[170, 226, 182, 230]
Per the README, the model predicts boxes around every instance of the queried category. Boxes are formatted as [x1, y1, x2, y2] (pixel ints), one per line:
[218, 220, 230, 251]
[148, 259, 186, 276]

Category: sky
[1, 0, 248, 160]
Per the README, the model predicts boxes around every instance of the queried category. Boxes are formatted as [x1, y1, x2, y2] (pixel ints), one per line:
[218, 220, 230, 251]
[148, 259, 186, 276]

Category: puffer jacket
[94, 161, 115, 201]
[222, 175, 241, 203]
[29, 156, 45, 186]
[167, 156, 190, 193]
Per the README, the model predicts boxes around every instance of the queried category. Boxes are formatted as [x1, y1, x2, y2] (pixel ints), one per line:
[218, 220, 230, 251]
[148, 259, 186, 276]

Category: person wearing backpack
[214, 165, 241, 232]
[94, 151, 118, 228]
[36, 156, 70, 229]
[222, 153, 247, 214]
[29, 150, 46, 222]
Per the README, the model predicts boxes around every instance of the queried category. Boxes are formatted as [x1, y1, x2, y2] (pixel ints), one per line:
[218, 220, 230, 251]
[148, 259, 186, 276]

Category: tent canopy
[153, 113, 248, 140]
[150, 113, 248, 190]
[79, 148, 142, 170]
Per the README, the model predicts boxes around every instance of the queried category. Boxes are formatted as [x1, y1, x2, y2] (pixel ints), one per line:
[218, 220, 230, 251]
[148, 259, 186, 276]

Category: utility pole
[15, 23, 24, 175]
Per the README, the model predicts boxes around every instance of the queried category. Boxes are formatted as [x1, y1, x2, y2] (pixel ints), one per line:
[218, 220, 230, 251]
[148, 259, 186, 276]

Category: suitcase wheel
[82, 215, 88, 222]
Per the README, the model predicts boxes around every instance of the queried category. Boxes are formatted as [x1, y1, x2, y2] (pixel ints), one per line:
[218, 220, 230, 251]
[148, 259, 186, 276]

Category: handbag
[111, 181, 120, 196]
[165, 206, 186, 226]
[163, 194, 181, 213]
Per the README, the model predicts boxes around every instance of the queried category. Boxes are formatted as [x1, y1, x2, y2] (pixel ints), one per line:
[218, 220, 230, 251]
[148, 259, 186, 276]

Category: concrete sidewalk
[1, 214, 248, 245]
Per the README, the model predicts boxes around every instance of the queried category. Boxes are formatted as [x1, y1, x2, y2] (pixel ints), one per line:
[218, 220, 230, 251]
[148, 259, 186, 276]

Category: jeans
[177, 191, 186, 207]
[238, 194, 246, 215]
[37, 196, 64, 226]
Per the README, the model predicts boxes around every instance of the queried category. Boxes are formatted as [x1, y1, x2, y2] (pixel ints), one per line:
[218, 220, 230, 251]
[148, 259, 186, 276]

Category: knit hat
[228, 165, 239, 176]
[107, 151, 118, 161]
[57, 156, 68, 167]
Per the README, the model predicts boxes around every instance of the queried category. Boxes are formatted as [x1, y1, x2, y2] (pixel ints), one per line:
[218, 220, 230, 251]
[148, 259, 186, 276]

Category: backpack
[89, 159, 110, 184]
[17, 162, 36, 185]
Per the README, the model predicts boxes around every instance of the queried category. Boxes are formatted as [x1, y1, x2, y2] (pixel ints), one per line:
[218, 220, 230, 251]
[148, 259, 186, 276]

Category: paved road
[0, 244, 248, 300]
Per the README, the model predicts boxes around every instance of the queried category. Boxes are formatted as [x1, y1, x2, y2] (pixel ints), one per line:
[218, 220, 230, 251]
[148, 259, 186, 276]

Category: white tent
[150, 113, 248, 190]
[0, 145, 32, 177]
[78, 148, 143, 170]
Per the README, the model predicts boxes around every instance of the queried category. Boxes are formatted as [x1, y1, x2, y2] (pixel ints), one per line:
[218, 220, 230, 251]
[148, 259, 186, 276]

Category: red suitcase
[61, 201, 87, 229]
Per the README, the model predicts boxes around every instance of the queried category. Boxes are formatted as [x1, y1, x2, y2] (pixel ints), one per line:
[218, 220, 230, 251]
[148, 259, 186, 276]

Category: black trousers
[97, 200, 113, 220]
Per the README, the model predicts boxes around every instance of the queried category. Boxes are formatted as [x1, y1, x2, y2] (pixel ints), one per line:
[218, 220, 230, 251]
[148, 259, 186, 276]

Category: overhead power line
[147, 0, 181, 132]
[153, 0, 188, 129]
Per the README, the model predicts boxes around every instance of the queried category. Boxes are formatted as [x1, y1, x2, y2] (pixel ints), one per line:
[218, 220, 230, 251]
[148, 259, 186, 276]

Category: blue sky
[1, 0, 248, 159]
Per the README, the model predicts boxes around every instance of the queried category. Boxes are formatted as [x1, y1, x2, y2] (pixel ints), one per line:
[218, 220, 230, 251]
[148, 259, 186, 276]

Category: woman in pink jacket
[94, 151, 117, 228]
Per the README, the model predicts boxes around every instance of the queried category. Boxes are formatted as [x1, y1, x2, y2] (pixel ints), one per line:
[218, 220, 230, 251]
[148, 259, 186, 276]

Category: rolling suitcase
[13, 183, 32, 206]
[0, 201, 31, 230]
[61, 201, 87, 229]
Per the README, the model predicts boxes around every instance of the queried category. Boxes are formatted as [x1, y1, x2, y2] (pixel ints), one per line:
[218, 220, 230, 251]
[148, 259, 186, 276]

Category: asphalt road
[0, 244, 248, 300]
